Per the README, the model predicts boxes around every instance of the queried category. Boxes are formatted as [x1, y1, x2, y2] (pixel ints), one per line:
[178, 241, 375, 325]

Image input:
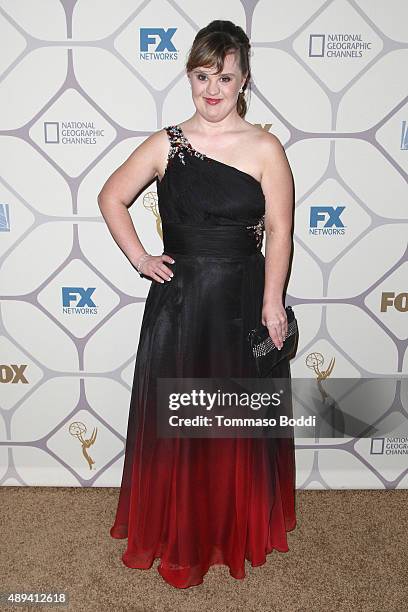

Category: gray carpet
[1, 487, 407, 611]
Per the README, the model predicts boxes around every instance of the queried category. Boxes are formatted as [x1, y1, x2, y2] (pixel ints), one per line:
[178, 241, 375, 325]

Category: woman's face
[188, 51, 246, 120]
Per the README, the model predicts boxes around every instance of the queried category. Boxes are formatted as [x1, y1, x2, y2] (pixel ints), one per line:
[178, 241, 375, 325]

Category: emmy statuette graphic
[69, 422, 98, 470]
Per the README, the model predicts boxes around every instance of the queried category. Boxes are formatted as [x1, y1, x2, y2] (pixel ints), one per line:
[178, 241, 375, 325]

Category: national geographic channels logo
[0, 202, 10, 232]
[401, 121, 408, 150]
[309, 33, 372, 58]
[371, 437, 408, 456]
[44, 121, 105, 145]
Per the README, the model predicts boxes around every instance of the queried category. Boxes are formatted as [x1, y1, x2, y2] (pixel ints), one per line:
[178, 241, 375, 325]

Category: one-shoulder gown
[110, 124, 297, 588]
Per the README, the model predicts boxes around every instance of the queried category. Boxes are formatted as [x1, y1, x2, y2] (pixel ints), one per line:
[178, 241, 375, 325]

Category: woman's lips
[204, 98, 222, 105]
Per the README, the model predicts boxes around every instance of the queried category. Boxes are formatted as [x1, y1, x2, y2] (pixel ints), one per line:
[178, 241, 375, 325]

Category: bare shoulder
[256, 130, 292, 182]
[239, 125, 286, 177]
[257, 129, 286, 158]
[123, 127, 169, 180]
[140, 127, 169, 157]
[149, 127, 172, 179]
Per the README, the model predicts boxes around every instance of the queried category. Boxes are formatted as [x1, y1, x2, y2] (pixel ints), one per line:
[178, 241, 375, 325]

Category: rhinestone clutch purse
[247, 306, 298, 377]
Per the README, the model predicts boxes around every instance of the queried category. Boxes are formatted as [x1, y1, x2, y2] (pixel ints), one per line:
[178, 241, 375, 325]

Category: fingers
[267, 327, 283, 349]
[156, 254, 175, 282]
[266, 315, 288, 349]
[141, 254, 176, 283]
[156, 261, 174, 282]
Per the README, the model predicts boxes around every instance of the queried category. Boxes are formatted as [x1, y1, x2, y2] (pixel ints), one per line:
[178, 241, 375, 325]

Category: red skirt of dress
[110, 248, 297, 589]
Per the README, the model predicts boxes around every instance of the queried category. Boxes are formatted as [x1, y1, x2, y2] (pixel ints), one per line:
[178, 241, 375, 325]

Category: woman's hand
[261, 302, 287, 350]
[138, 254, 175, 283]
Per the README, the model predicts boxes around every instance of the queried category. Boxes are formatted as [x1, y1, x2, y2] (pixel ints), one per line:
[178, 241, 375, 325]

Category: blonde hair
[185, 20, 251, 118]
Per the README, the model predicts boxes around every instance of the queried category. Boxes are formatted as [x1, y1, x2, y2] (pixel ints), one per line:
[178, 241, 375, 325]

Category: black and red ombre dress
[110, 124, 297, 588]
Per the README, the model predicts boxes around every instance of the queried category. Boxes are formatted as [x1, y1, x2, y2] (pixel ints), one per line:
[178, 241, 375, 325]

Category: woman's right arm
[97, 130, 174, 283]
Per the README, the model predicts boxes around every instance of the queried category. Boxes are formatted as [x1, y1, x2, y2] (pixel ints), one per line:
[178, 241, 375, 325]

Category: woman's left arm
[259, 132, 294, 349]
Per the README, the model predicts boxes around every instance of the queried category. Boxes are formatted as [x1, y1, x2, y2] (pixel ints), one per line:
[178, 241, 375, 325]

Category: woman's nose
[206, 83, 220, 96]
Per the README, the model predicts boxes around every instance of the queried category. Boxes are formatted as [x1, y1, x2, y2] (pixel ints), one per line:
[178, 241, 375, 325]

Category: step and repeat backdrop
[0, 0, 407, 489]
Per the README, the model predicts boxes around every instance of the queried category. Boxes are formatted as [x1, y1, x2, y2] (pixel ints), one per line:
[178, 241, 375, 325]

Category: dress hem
[110, 519, 297, 589]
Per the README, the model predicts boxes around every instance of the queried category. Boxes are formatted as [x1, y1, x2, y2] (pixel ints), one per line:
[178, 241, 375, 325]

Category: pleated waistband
[162, 222, 260, 257]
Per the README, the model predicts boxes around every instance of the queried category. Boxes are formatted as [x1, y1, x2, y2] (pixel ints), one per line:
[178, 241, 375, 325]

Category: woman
[98, 20, 296, 589]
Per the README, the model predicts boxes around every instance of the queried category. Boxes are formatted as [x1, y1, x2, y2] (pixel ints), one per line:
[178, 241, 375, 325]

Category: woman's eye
[197, 75, 231, 82]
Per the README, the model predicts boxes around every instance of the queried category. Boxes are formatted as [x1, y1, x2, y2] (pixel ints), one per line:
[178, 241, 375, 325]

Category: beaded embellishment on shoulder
[246, 214, 265, 249]
[165, 125, 207, 166]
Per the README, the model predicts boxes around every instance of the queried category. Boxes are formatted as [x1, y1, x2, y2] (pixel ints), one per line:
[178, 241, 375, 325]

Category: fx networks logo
[309, 33, 372, 58]
[0, 202, 10, 232]
[401, 121, 408, 150]
[309, 206, 346, 235]
[62, 287, 97, 315]
[380, 292, 408, 313]
[140, 27, 178, 60]
[370, 437, 408, 455]
[44, 121, 104, 145]
[0, 364, 28, 384]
